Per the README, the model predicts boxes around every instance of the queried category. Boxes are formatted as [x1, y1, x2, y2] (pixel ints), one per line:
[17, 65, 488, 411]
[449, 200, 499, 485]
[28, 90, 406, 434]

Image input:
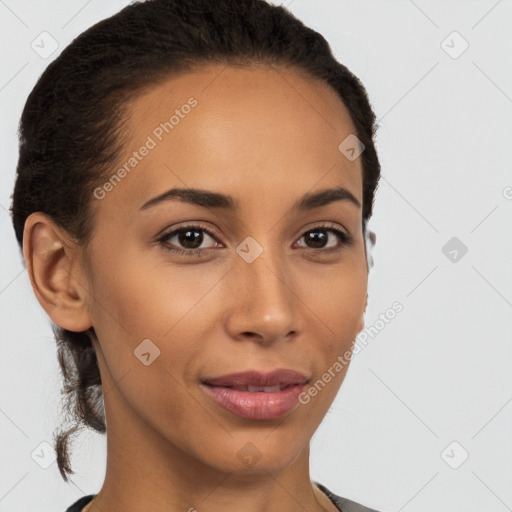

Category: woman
[10, 0, 381, 510]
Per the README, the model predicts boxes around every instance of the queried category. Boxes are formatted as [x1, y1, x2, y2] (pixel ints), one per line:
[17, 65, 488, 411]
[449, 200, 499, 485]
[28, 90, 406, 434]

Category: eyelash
[156, 222, 353, 257]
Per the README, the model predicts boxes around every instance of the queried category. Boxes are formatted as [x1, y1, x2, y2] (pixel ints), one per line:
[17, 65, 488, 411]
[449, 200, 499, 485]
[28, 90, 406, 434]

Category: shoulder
[315, 482, 382, 512]
[64, 494, 95, 512]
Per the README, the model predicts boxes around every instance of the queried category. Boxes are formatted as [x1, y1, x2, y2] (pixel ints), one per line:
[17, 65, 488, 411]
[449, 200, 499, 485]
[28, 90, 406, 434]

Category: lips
[202, 368, 309, 388]
[201, 369, 310, 420]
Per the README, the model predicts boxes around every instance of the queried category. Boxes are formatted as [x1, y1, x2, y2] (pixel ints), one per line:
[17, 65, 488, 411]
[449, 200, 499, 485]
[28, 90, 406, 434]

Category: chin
[200, 433, 308, 475]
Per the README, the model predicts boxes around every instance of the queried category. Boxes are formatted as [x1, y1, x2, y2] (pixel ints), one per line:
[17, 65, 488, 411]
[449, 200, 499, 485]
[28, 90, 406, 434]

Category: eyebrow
[139, 185, 361, 212]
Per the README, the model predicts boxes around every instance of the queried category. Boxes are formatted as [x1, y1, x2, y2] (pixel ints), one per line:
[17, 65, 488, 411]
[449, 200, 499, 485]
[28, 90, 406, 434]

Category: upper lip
[202, 368, 309, 387]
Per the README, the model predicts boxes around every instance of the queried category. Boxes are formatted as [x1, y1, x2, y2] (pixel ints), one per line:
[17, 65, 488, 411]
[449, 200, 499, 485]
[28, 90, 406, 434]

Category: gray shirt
[315, 482, 381, 511]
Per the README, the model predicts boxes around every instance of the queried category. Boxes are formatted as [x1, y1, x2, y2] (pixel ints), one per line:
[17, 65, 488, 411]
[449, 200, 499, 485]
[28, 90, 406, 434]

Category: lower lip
[201, 383, 306, 420]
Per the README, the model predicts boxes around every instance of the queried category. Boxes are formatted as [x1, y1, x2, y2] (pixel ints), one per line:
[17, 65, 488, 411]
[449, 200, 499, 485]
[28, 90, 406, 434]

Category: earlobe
[22, 212, 93, 332]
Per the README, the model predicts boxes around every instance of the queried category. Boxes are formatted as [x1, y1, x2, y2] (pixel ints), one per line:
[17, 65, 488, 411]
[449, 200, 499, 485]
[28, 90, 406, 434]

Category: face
[78, 63, 368, 474]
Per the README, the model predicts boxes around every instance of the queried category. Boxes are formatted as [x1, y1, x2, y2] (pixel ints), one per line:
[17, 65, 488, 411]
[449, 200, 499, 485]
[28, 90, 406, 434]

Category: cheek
[296, 255, 367, 332]
[86, 252, 216, 430]
[293, 264, 367, 413]
[296, 262, 367, 404]
[86, 247, 228, 393]
[88, 243, 222, 338]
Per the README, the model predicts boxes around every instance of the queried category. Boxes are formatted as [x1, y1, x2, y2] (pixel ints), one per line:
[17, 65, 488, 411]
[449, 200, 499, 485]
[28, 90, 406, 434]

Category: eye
[157, 223, 221, 256]
[294, 222, 352, 253]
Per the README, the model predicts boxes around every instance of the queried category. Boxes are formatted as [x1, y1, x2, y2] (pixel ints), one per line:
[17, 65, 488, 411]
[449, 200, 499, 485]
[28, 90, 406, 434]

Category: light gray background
[1, 1, 511, 511]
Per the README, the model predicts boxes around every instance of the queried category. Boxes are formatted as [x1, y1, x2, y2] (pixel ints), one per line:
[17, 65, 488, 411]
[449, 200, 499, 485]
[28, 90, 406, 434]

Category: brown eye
[158, 224, 221, 255]
[295, 223, 352, 252]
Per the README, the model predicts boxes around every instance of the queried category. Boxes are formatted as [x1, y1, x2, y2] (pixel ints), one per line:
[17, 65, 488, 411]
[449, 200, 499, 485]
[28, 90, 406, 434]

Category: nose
[223, 243, 299, 346]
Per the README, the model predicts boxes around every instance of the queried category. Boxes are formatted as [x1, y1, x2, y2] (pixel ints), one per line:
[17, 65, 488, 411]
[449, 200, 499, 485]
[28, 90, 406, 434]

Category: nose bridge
[226, 234, 298, 339]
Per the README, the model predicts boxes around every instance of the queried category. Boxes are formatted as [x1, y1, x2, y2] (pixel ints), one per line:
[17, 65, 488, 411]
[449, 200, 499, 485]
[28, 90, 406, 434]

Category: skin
[24, 63, 369, 512]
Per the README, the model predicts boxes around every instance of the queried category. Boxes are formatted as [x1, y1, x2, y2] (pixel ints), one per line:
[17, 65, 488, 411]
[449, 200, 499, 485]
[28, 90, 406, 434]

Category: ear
[22, 212, 93, 332]
[364, 229, 376, 273]
[357, 293, 368, 333]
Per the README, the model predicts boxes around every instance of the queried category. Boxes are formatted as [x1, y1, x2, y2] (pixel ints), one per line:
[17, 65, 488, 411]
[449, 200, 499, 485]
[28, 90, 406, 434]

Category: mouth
[207, 383, 296, 392]
[200, 369, 309, 420]
[202, 368, 309, 388]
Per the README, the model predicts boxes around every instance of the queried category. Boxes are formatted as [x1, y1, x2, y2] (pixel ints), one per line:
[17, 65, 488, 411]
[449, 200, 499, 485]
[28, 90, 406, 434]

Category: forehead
[98, 64, 363, 216]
